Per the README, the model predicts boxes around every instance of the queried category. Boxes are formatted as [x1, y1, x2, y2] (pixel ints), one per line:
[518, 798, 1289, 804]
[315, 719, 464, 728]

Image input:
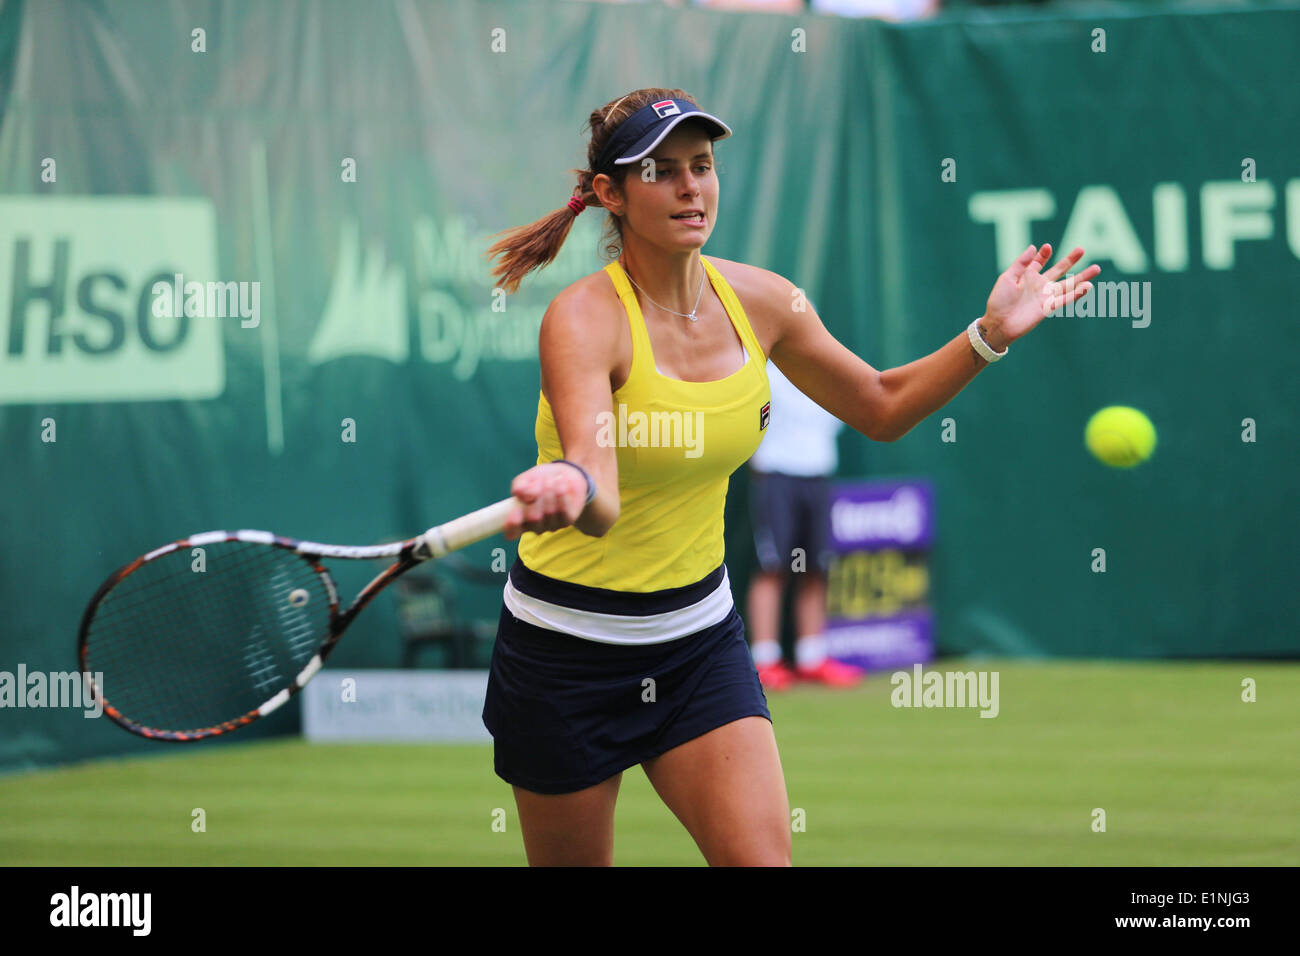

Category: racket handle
[413, 497, 520, 561]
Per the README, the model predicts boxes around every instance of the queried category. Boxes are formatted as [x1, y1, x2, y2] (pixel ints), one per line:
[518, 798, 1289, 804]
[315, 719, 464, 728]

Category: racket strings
[82, 540, 333, 735]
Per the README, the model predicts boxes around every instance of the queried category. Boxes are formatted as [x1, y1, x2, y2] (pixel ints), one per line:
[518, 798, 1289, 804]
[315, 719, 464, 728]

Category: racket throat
[411, 530, 447, 562]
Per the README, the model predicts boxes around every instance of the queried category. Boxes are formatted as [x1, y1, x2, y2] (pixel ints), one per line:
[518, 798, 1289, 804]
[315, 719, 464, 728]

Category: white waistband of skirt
[502, 568, 735, 645]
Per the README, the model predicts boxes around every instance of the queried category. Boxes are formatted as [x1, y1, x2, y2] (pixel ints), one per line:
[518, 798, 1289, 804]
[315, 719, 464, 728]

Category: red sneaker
[796, 658, 866, 688]
[755, 661, 798, 691]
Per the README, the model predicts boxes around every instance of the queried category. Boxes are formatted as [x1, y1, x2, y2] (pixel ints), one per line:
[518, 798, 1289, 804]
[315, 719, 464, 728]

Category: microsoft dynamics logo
[0, 197, 224, 403]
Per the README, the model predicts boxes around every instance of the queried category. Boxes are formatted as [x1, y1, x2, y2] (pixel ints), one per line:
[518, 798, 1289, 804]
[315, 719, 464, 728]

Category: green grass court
[3, 661, 1296, 866]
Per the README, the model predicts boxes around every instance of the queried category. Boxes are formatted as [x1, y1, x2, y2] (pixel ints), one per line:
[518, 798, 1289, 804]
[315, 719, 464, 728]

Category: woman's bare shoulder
[551, 266, 620, 315]
[539, 268, 626, 377]
[703, 255, 784, 288]
[703, 256, 794, 353]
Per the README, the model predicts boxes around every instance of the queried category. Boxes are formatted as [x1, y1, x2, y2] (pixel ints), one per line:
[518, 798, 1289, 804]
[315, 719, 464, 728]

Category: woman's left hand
[981, 244, 1101, 347]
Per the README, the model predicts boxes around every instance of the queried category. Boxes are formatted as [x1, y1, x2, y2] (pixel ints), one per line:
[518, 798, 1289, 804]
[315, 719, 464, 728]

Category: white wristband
[967, 318, 1008, 363]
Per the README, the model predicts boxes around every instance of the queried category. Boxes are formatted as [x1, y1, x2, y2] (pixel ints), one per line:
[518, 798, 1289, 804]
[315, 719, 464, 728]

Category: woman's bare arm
[764, 244, 1098, 441]
[504, 284, 621, 540]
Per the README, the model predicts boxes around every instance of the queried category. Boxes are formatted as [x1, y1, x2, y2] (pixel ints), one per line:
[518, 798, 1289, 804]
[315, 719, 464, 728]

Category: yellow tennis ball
[1085, 406, 1156, 468]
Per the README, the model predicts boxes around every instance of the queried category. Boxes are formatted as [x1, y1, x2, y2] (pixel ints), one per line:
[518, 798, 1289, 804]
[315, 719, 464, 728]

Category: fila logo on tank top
[512, 257, 771, 642]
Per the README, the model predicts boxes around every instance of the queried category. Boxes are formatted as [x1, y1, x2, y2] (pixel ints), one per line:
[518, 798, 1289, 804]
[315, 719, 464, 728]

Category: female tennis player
[483, 87, 1098, 866]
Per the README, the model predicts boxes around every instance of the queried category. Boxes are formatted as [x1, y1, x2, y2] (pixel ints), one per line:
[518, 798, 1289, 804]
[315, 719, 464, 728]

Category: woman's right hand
[503, 462, 590, 541]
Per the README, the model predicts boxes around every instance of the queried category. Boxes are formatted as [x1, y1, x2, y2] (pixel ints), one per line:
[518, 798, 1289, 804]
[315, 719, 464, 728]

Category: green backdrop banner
[2, 0, 1296, 771]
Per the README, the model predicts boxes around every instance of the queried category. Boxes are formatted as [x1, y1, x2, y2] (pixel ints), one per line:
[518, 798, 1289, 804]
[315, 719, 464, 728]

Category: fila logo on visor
[652, 100, 682, 118]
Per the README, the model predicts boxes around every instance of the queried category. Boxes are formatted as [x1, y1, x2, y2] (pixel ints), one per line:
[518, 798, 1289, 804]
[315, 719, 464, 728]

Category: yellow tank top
[517, 257, 771, 591]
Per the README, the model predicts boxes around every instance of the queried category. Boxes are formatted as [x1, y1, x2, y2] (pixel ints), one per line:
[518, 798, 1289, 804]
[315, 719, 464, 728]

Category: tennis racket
[78, 497, 520, 742]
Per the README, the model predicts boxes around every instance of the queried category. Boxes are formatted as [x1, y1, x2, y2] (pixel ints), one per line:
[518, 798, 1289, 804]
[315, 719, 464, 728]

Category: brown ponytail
[484, 87, 696, 295]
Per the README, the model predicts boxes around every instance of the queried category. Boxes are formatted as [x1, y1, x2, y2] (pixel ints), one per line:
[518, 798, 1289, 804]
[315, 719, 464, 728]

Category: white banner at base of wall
[301, 670, 490, 742]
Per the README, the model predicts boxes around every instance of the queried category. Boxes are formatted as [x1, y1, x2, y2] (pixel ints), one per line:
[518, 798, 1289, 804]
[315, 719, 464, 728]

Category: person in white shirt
[746, 360, 863, 688]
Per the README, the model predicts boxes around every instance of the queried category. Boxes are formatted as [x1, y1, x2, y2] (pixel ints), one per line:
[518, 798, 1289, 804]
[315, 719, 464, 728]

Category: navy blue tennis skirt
[482, 602, 771, 795]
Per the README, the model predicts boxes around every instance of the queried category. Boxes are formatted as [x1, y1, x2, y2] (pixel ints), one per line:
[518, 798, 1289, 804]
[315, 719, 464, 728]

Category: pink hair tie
[567, 195, 586, 216]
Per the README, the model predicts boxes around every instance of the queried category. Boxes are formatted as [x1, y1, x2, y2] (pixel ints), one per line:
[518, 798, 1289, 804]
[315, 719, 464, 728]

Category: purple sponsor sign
[825, 611, 933, 670]
[825, 479, 935, 672]
[829, 480, 935, 550]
